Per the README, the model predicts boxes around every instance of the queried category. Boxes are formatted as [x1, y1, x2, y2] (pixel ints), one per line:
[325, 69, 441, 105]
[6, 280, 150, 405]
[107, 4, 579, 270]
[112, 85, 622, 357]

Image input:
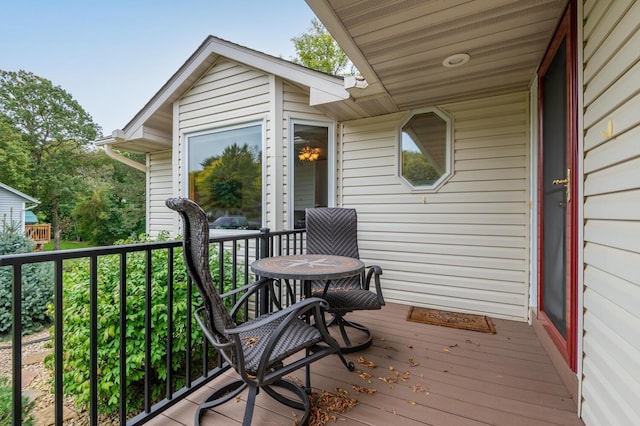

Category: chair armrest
[224, 297, 327, 335]
[364, 265, 385, 305]
[224, 297, 332, 383]
[221, 277, 278, 318]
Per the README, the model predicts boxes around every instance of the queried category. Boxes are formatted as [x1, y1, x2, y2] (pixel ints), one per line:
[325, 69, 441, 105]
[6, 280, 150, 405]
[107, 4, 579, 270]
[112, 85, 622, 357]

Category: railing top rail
[0, 228, 306, 267]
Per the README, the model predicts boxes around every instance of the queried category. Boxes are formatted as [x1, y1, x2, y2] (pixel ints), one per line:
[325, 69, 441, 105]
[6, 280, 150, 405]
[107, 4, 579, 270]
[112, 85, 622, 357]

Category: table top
[250, 254, 364, 281]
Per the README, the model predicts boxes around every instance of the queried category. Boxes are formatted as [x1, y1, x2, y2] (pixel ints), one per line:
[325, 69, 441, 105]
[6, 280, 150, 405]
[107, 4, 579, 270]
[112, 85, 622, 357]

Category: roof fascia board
[305, 0, 386, 97]
[0, 182, 39, 204]
[122, 47, 218, 138]
[209, 38, 349, 100]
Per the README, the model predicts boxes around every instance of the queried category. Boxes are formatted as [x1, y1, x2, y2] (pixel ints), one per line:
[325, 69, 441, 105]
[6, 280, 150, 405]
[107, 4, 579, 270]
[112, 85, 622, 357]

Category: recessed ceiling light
[442, 53, 470, 68]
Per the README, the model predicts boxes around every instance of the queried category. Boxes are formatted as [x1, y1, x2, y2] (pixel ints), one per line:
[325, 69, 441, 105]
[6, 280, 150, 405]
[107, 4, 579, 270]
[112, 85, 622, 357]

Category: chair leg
[242, 386, 258, 426]
[194, 380, 247, 426]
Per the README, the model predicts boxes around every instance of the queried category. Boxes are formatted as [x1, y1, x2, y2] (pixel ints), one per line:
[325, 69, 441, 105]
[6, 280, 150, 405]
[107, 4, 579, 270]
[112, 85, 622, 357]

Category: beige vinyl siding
[581, 1, 640, 424]
[147, 150, 172, 237]
[340, 92, 530, 321]
[176, 59, 271, 226]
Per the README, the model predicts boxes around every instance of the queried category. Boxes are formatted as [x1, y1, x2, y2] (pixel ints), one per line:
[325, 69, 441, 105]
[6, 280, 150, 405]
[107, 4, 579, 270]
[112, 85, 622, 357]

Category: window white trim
[398, 107, 453, 191]
[288, 118, 336, 227]
[182, 119, 266, 227]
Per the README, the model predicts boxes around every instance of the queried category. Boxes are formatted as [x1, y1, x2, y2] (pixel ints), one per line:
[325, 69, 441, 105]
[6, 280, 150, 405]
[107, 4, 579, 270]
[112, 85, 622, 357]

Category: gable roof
[97, 36, 351, 153]
[0, 182, 39, 204]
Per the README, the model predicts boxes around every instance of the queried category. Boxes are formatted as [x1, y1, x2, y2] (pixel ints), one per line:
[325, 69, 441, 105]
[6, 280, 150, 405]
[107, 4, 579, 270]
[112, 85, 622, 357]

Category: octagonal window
[400, 108, 452, 190]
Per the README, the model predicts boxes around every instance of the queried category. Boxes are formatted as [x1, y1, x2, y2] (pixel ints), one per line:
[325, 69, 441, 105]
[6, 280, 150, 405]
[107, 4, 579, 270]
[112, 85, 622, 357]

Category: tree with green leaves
[196, 143, 261, 217]
[74, 150, 145, 245]
[0, 120, 31, 192]
[292, 18, 354, 75]
[0, 70, 101, 249]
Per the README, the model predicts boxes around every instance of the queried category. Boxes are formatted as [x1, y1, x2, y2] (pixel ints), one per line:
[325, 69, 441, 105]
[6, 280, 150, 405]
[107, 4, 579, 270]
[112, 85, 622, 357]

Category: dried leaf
[307, 388, 359, 426]
[242, 336, 259, 347]
[352, 384, 377, 394]
[356, 369, 372, 380]
[408, 400, 417, 406]
[443, 347, 449, 352]
[356, 356, 377, 368]
[409, 358, 420, 367]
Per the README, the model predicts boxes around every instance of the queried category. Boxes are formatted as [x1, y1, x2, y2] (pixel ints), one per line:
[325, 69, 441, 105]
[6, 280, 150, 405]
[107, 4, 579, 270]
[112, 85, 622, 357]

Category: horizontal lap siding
[0, 191, 25, 231]
[581, 1, 640, 425]
[340, 92, 530, 321]
[176, 59, 271, 227]
[147, 150, 172, 237]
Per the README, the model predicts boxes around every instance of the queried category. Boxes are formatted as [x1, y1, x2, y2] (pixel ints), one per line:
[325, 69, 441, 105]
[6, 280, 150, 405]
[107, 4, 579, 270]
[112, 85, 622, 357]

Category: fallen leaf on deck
[356, 356, 377, 368]
[352, 384, 377, 394]
[409, 358, 420, 367]
[306, 388, 358, 426]
[408, 400, 417, 406]
[356, 369, 372, 380]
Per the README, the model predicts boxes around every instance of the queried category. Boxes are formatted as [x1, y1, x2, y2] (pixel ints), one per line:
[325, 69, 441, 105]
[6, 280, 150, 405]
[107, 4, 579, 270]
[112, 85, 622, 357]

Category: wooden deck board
[163, 302, 583, 425]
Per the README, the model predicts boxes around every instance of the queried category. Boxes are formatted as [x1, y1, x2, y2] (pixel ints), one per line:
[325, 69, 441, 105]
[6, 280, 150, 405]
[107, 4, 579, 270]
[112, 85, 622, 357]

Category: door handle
[552, 168, 571, 202]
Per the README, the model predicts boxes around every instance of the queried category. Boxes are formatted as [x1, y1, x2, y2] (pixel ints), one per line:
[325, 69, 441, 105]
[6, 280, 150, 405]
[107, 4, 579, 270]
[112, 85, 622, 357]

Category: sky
[0, 0, 317, 135]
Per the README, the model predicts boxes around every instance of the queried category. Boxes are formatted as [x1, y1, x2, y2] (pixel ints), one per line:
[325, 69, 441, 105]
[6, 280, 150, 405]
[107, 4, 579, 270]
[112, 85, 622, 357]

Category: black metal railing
[0, 228, 305, 426]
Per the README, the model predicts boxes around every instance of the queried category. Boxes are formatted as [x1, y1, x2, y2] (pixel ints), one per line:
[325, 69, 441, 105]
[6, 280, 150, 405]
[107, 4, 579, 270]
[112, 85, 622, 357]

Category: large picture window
[186, 123, 262, 229]
[400, 108, 452, 190]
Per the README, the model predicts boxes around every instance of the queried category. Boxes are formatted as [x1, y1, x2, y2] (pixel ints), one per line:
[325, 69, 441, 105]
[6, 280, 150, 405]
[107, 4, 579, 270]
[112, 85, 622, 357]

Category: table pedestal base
[327, 315, 373, 353]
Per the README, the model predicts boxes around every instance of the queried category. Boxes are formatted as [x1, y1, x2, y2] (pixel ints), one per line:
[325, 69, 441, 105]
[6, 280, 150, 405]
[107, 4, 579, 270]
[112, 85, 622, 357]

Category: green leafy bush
[0, 222, 54, 335]
[0, 375, 34, 425]
[49, 234, 244, 416]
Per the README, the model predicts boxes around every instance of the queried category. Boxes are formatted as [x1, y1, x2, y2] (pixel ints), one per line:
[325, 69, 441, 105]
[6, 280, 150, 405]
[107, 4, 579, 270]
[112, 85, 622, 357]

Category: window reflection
[187, 124, 262, 229]
[401, 110, 450, 188]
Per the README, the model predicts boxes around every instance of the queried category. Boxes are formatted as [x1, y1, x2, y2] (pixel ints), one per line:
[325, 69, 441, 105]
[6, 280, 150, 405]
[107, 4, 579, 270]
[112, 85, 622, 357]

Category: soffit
[309, 0, 568, 114]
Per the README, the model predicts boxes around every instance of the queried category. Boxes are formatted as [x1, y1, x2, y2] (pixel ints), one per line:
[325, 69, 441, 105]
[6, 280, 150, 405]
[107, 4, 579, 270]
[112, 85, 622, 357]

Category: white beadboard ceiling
[307, 0, 568, 117]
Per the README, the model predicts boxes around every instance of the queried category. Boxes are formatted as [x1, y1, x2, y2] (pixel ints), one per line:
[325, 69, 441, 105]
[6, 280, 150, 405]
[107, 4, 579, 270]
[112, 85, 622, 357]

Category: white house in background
[0, 182, 39, 232]
[97, 1, 640, 424]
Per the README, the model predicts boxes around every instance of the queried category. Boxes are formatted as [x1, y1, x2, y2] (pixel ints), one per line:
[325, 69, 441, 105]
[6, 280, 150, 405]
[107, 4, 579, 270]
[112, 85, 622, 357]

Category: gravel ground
[0, 331, 117, 426]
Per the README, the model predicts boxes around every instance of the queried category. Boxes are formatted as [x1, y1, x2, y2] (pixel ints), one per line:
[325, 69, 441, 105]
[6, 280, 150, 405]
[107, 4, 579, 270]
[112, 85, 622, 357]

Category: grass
[43, 240, 92, 251]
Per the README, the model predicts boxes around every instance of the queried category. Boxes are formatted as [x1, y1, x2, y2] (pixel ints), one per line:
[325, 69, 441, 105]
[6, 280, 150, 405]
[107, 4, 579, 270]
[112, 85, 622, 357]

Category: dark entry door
[537, 4, 577, 371]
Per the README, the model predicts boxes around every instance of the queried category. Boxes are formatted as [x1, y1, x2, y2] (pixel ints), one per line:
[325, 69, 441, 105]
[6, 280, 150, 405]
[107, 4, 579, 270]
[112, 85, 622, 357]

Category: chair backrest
[306, 208, 360, 259]
[165, 198, 235, 341]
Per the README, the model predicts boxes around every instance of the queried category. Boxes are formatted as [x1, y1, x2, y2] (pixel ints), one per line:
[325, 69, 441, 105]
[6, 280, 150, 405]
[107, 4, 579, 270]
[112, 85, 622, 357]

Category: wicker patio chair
[166, 198, 354, 426]
[305, 207, 385, 352]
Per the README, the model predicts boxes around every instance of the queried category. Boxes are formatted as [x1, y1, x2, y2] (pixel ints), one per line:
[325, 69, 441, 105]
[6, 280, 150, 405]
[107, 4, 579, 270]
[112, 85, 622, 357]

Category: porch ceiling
[308, 0, 568, 114]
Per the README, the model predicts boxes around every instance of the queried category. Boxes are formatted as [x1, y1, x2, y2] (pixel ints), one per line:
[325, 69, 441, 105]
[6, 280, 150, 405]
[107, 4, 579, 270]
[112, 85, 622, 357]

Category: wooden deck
[148, 303, 583, 426]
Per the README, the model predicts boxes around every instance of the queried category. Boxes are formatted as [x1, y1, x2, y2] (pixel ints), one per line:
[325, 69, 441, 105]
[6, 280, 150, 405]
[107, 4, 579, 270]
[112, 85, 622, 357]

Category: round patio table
[251, 254, 364, 293]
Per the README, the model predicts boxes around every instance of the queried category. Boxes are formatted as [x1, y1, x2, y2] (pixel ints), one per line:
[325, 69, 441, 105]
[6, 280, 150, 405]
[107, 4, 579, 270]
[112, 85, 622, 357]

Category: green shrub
[49, 234, 244, 416]
[0, 223, 54, 335]
[0, 375, 34, 426]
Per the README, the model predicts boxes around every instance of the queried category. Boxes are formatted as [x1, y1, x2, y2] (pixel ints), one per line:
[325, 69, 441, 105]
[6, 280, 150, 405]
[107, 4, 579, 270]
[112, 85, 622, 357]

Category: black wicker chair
[166, 198, 354, 426]
[305, 207, 385, 352]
